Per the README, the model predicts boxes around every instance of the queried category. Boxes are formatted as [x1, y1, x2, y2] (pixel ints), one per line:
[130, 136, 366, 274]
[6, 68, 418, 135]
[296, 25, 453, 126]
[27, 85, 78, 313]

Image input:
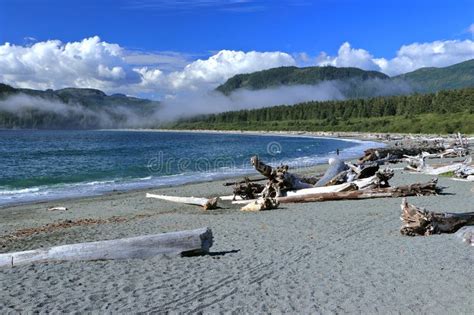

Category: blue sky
[2, 0, 473, 57]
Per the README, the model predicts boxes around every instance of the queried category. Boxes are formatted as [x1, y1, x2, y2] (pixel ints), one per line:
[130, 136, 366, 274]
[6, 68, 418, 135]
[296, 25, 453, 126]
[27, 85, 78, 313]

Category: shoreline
[104, 128, 474, 139]
[0, 131, 384, 209]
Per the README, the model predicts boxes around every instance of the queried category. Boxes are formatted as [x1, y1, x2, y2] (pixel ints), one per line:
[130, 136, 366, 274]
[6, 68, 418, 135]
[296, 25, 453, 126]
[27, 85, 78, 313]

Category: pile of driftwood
[219, 154, 441, 211]
[358, 132, 470, 165]
[404, 156, 474, 181]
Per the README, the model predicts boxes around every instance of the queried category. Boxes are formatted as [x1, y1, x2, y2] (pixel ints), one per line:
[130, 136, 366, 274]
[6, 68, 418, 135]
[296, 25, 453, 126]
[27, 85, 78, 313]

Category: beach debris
[360, 132, 470, 165]
[323, 162, 385, 187]
[232, 177, 265, 200]
[454, 226, 474, 246]
[277, 179, 440, 204]
[251, 156, 314, 196]
[241, 197, 279, 212]
[358, 146, 445, 164]
[47, 206, 68, 211]
[315, 158, 348, 187]
[223, 176, 267, 187]
[404, 156, 473, 177]
[400, 198, 474, 236]
[0, 228, 213, 267]
[146, 193, 219, 210]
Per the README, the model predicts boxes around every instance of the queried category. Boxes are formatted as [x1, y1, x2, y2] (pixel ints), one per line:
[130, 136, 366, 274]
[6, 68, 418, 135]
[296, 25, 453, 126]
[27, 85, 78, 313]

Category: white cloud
[2, 36, 474, 99]
[161, 50, 295, 91]
[0, 36, 140, 91]
[317, 42, 381, 71]
[318, 40, 474, 76]
[468, 23, 474, 36]
[0, 36, 295, 97]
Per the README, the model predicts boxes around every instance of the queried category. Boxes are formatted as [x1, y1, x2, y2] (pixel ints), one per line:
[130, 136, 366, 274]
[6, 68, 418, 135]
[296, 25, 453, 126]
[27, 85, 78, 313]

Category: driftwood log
[277, 180, 440, 204]
[405, 156, 473, 176]
[241, 197, 279, 212]
[400, 198, 474, 236]
[0, 228, 213, 267]
[146, 193, 219, 210]
[223, 177, 267, 187]
[232, 177, 265, 200]
[358, 146, 445, 164]
[455, 226, 474, 245]
[315, 158, 348, 187]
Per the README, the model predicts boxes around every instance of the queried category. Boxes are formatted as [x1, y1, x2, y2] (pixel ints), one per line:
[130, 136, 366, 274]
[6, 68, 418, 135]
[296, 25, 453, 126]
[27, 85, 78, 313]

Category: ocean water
[0, 130, 383, 207]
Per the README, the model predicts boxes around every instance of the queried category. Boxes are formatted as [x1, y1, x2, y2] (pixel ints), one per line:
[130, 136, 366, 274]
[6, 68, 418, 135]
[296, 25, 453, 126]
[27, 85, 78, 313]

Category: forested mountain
[169, 87, 474, 134]
[216, 66, 389, 95]
[216, 60, 474, 96]
[394, 59, 474, 93]
[0, 84, 160, 129]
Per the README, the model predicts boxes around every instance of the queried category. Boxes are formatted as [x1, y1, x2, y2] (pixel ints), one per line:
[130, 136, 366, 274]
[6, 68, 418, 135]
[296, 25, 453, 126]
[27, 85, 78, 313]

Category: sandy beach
[0, 137, 473, 313]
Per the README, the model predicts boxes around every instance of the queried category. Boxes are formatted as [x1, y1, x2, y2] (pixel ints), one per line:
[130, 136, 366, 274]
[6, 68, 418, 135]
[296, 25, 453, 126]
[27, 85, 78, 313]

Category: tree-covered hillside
[216, 59, 474, 97]
[395, 59, 474, 93]
[216, 66, 389, 95]
[168, 88, 474, 134]
[0, 84, 160, 129]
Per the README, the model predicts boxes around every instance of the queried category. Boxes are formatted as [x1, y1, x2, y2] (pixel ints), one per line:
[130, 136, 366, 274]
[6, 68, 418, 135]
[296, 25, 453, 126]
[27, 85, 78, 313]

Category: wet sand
[0, 145, 473, 313]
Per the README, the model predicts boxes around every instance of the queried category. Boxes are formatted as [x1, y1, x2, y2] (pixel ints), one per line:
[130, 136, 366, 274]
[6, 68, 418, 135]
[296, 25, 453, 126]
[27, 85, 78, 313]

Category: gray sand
[0, 164, 473, 313]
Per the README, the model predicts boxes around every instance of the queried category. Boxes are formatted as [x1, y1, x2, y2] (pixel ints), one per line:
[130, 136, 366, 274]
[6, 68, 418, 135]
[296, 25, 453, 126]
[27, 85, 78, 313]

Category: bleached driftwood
[146, 193, 219, 210]
[277, 180, 440, 204]
[315, 158, 348, 187]
[405, 156, 473, 176]
[231, 174, 391, 205]
[232, 182, 356, 205]
[0, 228, 213, 267]
[455, 226, 474, 246]
[241, 198, 279, 212]
[400, 198, 474, 236]
[47, 206, 68, 211]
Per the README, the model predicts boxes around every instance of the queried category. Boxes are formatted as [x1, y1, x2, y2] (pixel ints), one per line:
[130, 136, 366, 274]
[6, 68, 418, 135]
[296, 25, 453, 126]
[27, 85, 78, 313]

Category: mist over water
[0, 78, 414, 128]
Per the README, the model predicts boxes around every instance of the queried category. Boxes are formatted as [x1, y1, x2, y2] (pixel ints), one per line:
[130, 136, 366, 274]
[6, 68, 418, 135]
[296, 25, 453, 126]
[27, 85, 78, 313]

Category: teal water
[0, 130, 382, 206]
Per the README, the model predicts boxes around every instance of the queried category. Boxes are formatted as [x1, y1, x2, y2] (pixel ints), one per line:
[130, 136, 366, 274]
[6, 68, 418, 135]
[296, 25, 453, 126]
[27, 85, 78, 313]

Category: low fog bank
[0, 78, 414, 129]
[0, 94, 157, 129]
[158, 78, 413, 121]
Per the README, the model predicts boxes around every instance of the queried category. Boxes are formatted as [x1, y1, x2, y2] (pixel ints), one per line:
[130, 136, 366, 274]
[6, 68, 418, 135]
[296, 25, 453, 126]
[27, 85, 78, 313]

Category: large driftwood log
[400, 198, 474, 236]
[277, 180, 440, 204]
[0, 228, 213, 267]
[315, 158, 348, 187]
[146, 193, 219, 210]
